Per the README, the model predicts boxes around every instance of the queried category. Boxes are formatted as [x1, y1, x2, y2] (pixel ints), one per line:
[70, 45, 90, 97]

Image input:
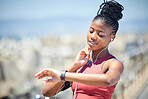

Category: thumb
[85, 54, 90, 61]
[86, 46, 91, 54]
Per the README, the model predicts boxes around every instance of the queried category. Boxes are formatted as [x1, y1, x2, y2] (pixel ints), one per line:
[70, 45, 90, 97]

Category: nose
[90, 32, 97, 41]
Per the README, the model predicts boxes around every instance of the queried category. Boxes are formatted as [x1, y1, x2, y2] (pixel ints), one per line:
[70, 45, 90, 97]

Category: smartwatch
[60, 70, 68, 81]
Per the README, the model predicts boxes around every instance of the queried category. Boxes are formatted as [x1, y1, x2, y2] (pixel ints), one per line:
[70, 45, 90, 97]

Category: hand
[74, 46, 91, 68]
[35, 69, 61, 83]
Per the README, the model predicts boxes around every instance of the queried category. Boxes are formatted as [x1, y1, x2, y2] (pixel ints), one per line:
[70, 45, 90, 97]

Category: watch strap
[60, 70, 68, 81]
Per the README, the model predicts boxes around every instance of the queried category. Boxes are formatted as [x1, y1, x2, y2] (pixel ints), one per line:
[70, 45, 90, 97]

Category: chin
[88, 44, 99, 51]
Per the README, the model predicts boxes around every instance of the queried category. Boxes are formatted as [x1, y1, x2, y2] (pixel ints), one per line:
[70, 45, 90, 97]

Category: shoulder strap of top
[101, 54, 117, 71]
[95, 54, 116, 64]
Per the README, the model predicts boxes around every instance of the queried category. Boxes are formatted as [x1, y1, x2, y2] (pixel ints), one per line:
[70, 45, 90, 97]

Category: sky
[0, 0, 148, 38]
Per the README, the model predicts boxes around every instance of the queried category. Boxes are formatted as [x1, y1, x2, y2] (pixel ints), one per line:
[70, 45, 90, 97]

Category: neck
[91, 47, 110, 62]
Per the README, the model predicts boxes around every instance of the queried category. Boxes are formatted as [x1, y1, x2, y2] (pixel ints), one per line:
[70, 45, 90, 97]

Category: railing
[113, 45, 148, 99]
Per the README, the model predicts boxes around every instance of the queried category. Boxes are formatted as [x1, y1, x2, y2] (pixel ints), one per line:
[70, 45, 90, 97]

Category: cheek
[101, 38, 110, 46]
[87, 32, 90, 41]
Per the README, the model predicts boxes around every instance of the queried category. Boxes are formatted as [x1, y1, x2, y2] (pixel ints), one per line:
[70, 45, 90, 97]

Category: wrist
[67, 62, 80, 72]
[60, 70, 68, 81]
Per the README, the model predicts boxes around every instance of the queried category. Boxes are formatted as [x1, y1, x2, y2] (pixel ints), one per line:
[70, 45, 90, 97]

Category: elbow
[42, 90, 50, 97]
[42, 89, 55, 97]
[105, 77, 115, 86]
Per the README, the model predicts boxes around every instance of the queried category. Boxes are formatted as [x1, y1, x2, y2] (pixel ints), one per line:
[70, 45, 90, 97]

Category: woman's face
[87, 19, 114, 50]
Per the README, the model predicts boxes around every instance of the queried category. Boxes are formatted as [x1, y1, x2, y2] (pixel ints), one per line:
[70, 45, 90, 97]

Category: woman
[35, 0, 124, 99]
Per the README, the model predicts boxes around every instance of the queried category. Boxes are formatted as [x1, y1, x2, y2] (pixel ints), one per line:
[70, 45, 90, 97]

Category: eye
[97, 32, 105, 37]
[89, 28, 94, 34]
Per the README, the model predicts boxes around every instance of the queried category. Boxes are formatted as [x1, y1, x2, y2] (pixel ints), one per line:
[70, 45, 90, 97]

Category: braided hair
[93, 0, 124, 35]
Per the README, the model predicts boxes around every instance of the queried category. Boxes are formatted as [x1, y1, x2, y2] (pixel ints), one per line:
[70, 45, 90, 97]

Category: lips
[88, 40, 98, 46]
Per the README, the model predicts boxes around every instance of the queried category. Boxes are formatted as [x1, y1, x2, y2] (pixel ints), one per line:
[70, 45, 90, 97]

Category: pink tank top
[71, 54, 116, 99]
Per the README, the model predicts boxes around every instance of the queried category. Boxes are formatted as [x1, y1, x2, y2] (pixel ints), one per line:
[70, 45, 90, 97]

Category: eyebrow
[90, 27, 94, 30]
[90, 27, 104, 33]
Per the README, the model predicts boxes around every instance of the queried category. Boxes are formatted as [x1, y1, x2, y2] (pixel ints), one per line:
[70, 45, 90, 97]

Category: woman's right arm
[42, 62, 78, 97]
[42, 81, 64, 97]
[41, 46, 91, 97]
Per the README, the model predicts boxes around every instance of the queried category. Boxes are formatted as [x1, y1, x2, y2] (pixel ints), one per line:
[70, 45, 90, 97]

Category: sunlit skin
[87, 19, 115, 60]
[35, 19, 123, 97]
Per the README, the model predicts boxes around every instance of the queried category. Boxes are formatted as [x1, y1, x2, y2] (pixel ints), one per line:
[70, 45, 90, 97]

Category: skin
[35, 19, 124, 97]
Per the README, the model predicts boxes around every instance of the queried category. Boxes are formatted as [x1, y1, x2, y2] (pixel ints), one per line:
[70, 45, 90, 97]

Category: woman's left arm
[35, 60, 123, 87]
[65, 60, 124, 86]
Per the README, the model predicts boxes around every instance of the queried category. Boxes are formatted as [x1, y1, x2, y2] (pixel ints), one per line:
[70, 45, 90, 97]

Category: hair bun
[99, 0, 124, 21]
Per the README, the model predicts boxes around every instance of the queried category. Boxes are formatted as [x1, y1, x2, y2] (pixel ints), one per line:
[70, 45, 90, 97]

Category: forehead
[91, 20, 112, 34]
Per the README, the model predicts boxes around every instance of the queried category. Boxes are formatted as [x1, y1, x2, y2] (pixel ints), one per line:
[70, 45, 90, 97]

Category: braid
[93, 0, 124, 35]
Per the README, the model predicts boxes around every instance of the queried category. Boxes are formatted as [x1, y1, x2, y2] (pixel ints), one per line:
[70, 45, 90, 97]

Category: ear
[111, 34, 116, 42]
[111, 38, 113, 41]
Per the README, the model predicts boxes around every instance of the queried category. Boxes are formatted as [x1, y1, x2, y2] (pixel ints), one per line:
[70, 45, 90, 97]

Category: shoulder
[102, 58, 124, 74]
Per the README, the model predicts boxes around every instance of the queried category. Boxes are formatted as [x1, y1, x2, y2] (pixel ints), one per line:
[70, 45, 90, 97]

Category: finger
[79, 49, 86, 55]
[87, 44, 91, 49]
[35, 70, 45, 78]
[84, 48, 90, 55]
[86, 46, 91, 53]
[82, 46, 91, 55]
[37, 75, 45, 79]
[83, 48, 88, 55]
[82, 47, 89, 54]
[87, 46, 91, 53]
[35, 69, 51, 78]
[85, 54, 90, 60]
[38, 74, 49, 79]
[43, 79, 51, 82]
[43, 79, 48, 82]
